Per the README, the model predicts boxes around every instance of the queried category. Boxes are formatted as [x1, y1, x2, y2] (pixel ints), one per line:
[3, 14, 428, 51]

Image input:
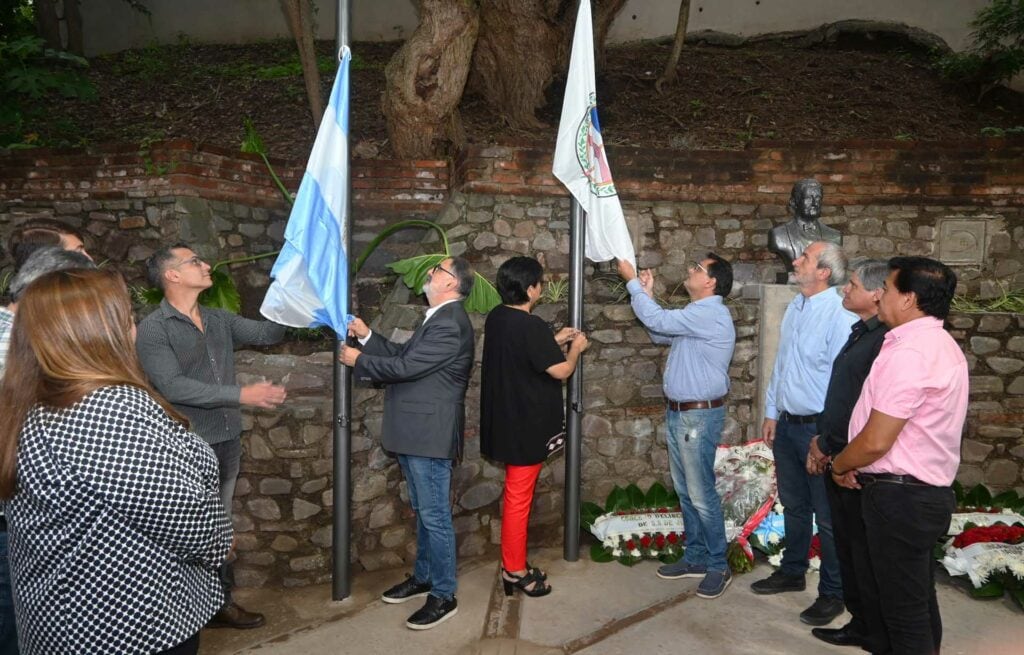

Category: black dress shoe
[382, 574, 431, 604]
[406, 594, 458, 630]
[811, 624, 865, 647]
[800, 595, 845, 626]
[206, 602, 266, 629]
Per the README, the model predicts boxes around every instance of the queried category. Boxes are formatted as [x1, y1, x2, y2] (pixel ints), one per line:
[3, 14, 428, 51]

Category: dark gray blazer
[354, 301, 475, 460]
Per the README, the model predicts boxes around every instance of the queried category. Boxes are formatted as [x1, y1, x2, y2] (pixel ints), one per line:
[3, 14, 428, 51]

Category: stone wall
[953, 313, 1024, 490]
[2, 139, 1023, 587]
[0, 141, 449, 309]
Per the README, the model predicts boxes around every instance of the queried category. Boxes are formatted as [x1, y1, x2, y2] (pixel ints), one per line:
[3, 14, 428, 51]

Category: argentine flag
[261, 48, 352, 331]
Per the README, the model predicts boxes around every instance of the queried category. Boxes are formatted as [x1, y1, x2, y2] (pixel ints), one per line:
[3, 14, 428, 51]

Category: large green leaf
[624, 484, 645, 509]
[964, 483, 993, 508]
[969, 580, 1005, 598]
[644, 481, 672, 509]
[952, 480, 965, 504]
[199, 268, 242, 313]
[993, 490, 1021, 510]
[463, 272, 501, 314]
[387, 254, 500, 315]
[581, 501, 604, 529]
[605, 486, 629, 513]
[388, 253, 446, 293]
[590, 543, 615, 563]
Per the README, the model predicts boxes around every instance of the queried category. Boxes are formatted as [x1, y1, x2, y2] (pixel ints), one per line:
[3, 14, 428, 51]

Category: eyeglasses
[688, 261, 709, 275]
[431, 263, 456, 279]
[173, 255, 204, 268]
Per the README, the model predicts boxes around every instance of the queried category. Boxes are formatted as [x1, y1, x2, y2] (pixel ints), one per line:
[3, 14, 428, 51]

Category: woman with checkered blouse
[0, 269, 232, 655]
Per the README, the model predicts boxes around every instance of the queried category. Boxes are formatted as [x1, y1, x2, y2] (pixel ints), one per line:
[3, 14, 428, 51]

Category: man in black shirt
[805, 258, 890, 651]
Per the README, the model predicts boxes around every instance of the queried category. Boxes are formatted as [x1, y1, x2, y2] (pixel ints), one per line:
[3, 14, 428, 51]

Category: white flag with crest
[552, 0, 635, 265]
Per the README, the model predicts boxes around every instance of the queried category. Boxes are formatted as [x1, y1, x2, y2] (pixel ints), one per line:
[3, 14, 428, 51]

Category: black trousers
[861, 480, 955, 655]
[155, 632, 200, 655]
[826, 476, 889, 654]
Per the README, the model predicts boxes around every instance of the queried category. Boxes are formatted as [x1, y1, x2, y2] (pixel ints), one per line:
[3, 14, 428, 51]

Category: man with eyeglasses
[617, 253, 736, 600]
[339, 257, 475, 630]
[137, 243, 287, 630]
[752, 240, 857, 628]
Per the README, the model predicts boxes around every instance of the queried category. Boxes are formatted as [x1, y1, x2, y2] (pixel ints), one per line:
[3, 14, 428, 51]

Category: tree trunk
[382, 0, 480, 158]
[469, 0, 568, 130]
[470, 0, 626, 130]
[65, 0, 84, 55]
[34, 0, 62, 50]
[655, 0, 691, 94]
[593, 0, 628, 69]
[279, 0, 324, 126]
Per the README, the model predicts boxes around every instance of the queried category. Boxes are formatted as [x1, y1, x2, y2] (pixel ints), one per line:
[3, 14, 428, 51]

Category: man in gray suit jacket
[340, 256, 475, 631]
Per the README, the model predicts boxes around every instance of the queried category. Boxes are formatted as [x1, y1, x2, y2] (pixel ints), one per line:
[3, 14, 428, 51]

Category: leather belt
[667, 398, 724, 411]
[858, 472, 934, 487]
[778, 411, 820, 425]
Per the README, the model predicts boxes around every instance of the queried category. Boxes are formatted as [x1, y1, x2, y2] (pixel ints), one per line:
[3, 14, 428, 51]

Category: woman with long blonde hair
[0, 268, 231, 655]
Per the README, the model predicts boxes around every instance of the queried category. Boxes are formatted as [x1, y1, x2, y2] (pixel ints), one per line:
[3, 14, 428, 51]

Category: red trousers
[500, 462, 543, 572]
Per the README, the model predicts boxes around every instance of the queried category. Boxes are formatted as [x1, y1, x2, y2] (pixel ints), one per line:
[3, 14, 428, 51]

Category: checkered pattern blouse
[6, 385, 232, 654]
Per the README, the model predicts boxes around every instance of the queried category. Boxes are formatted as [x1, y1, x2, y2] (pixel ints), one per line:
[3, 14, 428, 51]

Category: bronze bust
[768, 179, 842, 273]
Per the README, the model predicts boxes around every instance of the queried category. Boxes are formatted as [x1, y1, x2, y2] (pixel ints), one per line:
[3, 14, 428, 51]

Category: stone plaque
[937, 218, 986, 264]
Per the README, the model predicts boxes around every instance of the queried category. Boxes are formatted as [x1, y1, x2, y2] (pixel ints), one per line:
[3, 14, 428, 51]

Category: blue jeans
[0, 530, 18, 654]
[666, 406, 728, 572]
[397, 454, 457, 600]
[773, 420, 842, 597]
[210, 439, 241, 606]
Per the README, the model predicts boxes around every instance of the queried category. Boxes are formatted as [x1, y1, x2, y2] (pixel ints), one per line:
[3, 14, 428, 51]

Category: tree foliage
[938, 0, 1024, 100]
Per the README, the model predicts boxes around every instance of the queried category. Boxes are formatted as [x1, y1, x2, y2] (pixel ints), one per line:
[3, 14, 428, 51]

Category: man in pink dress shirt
[831, 256, 968, 655]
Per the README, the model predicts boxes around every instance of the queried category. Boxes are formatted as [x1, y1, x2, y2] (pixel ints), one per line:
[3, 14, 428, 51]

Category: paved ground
[201, 548, 1024, 655]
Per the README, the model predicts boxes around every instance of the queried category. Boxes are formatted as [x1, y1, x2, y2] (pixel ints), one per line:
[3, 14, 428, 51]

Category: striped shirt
[136, 299, 286, 445]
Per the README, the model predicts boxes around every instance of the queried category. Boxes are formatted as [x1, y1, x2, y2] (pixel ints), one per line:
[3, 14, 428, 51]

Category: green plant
[951, 286, 1024, 314]
[0, 35, 95, 147]
[539, 277, 568, 304]
[980, 125, 1024, 137]
[936, 0, 1024, 101]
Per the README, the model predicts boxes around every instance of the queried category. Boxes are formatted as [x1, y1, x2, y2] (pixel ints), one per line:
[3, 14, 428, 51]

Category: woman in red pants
[480, 256, 588, 597]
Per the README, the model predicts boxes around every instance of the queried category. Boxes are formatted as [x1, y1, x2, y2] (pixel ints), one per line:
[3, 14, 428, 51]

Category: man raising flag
[552, 0, 636, 266]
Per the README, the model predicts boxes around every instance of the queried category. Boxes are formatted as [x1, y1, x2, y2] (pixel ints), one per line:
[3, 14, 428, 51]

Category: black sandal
[526, 561, 547, 581]
[501, 567, 552, 597]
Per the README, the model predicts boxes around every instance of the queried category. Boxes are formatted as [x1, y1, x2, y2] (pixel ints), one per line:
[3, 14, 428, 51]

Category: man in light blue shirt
[752, 240, 857, 627]
[619, 253, 736, 600]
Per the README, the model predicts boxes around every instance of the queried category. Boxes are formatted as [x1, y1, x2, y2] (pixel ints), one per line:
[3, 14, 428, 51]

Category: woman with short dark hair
[0, 269, 231, 655]
[480, 256, 589, 597]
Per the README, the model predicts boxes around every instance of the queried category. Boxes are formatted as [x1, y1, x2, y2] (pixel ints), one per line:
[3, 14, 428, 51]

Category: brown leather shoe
[206, 602, 266, 629]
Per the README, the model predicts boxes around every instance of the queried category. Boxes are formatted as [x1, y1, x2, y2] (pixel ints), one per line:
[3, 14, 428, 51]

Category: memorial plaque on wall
[937, 218, 987, 265]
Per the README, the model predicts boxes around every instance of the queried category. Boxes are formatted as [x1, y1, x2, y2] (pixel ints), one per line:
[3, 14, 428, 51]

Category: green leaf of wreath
[952, 479, 964, 504]
[605, 486, 629, 513]
[624, 484, 645, 509]
[644, 481, 671, 508]
[993, 490, 1020, 510]
[581, 501, 604, 529]
[590, 543, 615, 563]
[969, 580, 1005, 598]
[964, 483, 993, 509]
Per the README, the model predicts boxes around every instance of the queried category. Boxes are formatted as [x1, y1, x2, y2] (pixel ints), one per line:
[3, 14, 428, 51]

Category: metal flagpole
[563, 197, 586, 561]
[332, 0, 353, 601]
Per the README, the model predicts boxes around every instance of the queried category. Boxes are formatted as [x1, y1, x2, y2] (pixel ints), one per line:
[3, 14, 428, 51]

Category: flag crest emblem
[575, 94, 617, 198]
